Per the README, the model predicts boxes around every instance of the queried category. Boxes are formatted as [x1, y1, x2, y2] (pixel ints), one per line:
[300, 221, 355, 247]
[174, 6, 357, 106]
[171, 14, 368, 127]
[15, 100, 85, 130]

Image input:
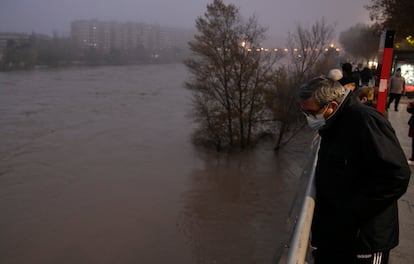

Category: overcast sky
[0, 0, 372, 40]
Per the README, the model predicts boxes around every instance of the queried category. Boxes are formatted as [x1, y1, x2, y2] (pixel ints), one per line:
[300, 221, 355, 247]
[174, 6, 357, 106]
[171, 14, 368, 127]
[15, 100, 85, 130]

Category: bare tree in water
[185, 0, 283, 150]
[267, 18, 335, 150]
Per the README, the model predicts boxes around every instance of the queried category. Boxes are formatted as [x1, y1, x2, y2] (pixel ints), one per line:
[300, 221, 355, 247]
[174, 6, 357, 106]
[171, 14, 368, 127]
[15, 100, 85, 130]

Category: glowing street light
[406, 35, 414, 45]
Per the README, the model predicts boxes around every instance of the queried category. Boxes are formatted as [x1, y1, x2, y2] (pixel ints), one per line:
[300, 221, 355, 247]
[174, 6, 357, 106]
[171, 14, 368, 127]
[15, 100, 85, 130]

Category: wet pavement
[386, 100, 414, 263]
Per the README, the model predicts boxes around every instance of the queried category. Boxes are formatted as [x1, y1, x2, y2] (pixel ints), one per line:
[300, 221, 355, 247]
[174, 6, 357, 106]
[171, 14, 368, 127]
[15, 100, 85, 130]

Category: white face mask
[306, 105, 329, 130]
[306, 113, 326, 130]
[303, 89, 349, 130]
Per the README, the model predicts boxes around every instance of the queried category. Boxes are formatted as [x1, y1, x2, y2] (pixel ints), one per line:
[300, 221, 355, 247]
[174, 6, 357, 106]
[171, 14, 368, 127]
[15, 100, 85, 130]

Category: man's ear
[326, 101, 339, 116]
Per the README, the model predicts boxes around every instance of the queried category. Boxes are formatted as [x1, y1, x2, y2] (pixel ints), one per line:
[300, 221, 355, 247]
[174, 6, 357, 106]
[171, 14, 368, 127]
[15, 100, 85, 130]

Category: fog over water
[1, 0, 371, 40]
[0, 64, 313, 263]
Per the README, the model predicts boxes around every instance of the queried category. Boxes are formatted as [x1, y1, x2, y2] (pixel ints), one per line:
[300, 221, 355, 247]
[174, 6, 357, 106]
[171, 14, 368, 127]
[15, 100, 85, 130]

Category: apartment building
[0, 32, 30, 49]
[0, 32, 29, 60]
[70, 19, 194, 56]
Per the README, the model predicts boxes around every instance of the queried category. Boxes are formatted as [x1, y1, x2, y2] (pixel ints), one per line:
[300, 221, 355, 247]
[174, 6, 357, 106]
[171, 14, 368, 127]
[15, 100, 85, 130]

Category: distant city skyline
[1, 0, 372, 42]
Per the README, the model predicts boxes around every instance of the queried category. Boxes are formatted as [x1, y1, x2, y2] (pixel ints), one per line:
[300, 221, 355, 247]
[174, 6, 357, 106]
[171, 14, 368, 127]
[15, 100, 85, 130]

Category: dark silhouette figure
[339, 63, 360, 91]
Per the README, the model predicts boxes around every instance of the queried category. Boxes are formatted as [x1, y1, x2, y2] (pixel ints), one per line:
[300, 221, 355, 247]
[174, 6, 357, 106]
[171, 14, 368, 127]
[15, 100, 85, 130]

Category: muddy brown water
[0, 64, 313, 264]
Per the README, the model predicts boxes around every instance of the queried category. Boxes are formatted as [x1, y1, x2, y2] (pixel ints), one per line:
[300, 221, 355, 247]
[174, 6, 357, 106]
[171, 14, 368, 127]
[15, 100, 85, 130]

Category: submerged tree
[185, 0, 283, 150]
[286, 18, 335, 82]
[266, 19, 335, 150]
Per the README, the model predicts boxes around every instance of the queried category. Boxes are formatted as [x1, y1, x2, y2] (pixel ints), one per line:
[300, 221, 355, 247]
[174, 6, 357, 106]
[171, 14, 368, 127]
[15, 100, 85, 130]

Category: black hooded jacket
[311, 93, 411, 254]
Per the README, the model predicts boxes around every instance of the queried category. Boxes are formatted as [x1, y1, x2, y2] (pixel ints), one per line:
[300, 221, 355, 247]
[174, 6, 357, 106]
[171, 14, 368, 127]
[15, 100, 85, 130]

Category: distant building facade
[0, 32, 29, 60]
[0, 32, 29, 49]
[0, 32, 50, 62]
[70, 19, 194, 59]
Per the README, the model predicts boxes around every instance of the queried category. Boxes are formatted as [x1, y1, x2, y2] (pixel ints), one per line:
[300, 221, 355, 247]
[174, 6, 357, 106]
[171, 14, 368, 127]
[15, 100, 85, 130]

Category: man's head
[396, 68, 401, 77]
[298, 77, 349, 129]
[342, 63, 353, 74]
[356, 86, 374, 104]
[338, 63, 356, 90]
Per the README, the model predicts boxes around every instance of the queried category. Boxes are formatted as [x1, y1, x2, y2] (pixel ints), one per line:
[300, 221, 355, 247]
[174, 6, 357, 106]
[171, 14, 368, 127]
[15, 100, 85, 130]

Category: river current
[0, 64, 313, 264]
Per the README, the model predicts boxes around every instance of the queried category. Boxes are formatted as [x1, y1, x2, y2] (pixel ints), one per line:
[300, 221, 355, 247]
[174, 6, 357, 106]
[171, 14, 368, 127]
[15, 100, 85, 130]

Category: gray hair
[298, 77, 348, 106]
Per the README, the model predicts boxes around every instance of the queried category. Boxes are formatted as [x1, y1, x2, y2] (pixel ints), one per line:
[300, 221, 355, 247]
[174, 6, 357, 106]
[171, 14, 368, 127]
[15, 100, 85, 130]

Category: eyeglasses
[301, 104, 329, 118]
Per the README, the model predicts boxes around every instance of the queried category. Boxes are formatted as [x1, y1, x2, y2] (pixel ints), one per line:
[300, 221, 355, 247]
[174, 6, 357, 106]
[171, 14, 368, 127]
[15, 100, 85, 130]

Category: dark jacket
[311, 93, 411, 254]
[360, 67, 372, 85]
[407, 102, 414, 137]
[339, 73, 360, 90]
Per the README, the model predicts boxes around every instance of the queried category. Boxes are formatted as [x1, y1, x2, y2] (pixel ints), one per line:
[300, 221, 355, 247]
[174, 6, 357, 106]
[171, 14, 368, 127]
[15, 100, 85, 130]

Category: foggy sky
[0, 0, 372, 40]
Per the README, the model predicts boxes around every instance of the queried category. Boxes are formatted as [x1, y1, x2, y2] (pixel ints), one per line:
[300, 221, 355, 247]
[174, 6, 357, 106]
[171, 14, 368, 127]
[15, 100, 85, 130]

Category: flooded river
[0, 64, 313, 264]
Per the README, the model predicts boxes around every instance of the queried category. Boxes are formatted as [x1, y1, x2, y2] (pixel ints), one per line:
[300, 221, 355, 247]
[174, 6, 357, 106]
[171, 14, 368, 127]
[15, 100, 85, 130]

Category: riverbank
[0, 60, 183, 72]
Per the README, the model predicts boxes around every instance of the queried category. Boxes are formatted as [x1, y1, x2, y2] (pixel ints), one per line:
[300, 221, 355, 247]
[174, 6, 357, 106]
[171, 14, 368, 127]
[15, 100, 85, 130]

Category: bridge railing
[284, 137, 320, 264]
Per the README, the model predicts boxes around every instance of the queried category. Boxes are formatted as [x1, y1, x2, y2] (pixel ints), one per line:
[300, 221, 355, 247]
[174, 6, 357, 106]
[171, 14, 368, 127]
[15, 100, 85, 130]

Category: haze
[1, 0, 371, 40]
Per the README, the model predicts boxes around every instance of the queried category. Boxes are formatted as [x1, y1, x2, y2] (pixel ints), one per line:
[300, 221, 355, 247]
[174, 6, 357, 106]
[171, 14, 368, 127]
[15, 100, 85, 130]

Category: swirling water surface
[0, 64, 312, 264]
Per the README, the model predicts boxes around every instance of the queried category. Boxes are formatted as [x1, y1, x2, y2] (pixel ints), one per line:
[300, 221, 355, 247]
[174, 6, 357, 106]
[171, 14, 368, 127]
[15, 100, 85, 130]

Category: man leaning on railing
[298, 76, 411, 264]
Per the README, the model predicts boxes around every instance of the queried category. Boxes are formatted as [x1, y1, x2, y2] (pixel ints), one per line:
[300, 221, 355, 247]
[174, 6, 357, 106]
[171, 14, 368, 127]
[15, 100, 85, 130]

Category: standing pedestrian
[387, 68, 406, 111]
[298, 76, 411, 264]
[407, 101, 414, 164]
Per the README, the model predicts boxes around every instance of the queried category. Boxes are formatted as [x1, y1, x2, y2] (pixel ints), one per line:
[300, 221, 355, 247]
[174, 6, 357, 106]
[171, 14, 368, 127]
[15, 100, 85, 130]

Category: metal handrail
[286, 139, 320, 264]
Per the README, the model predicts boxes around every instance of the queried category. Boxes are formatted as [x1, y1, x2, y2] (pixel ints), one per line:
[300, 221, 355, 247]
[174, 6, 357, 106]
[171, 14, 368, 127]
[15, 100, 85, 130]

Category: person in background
[298, 76, 410, 264]
[387, 68, 406, 111]
[339, 63, 360, 91]
[328, 68, 343, 81]
[360, 67, 373, 86]
[407, 101, 414, 164]
[355, 86, 375, 107]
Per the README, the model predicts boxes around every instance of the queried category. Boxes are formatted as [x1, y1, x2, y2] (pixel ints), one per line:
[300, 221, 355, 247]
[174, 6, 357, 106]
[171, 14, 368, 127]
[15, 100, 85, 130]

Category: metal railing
[285, 139, 320, 264]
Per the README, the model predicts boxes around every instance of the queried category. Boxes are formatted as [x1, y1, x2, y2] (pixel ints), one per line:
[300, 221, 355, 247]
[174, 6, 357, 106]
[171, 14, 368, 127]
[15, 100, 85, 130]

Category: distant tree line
[339, 24, 380, 65]
[365, 0, 414, 48]
[0, 33, 192, 71]
[336, 0, 414, 72]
